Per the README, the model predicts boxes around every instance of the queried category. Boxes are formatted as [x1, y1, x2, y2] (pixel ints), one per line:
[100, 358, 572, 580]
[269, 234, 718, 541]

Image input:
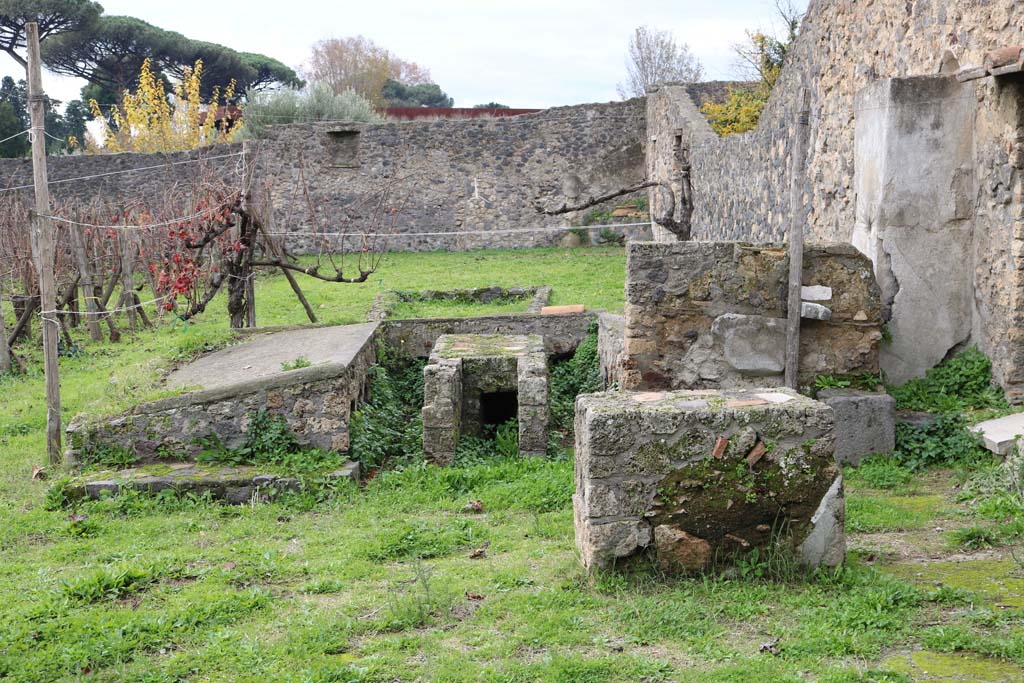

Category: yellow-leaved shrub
[88, 58, 237, 153]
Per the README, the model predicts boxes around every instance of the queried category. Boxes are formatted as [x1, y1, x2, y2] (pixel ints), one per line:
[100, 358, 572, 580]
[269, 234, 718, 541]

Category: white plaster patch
[754, 392, 795, 404]
[801, 285, 833, 301]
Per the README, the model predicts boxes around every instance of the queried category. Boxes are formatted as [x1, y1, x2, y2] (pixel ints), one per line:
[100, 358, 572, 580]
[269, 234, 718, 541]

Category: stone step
[969, 413, 1024, 455]
[66, 461, 360, 504]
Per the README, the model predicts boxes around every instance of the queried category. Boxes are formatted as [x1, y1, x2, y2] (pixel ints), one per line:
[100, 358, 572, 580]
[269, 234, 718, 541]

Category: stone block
[801, 302, 833, 321]
[819, 389, 896, 465]
[328, 460, 361, 484]
[711, 314, 786, 376]
[574, 388, 842, 572]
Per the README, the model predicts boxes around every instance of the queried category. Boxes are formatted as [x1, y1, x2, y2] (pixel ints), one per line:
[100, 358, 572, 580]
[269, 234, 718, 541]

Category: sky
[0, 0, 808, 109]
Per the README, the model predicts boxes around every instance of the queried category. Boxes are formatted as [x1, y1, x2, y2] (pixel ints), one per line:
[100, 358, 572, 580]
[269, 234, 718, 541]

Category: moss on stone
[884, 558, 1024, 609]
[882, 650, 1024, 682]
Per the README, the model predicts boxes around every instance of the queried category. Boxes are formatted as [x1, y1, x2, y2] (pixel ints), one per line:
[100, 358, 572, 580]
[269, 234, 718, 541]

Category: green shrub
[79, 441, 139, 469]
[197, 409, 300, 466]
[892, 415, 989, 471]
[887, 348, 1008, 471]
[238, 84, 380, 139]
[349, 350, 426, 470]
[550, 327, 602, 433]
[890, 347, 1007, 414]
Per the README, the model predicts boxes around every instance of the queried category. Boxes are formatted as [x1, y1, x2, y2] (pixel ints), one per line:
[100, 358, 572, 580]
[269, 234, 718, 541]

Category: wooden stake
[69, 217, 104, 341]
[785, 89, 812, 390]
[26, 22, 62, 464]
[0, 287, 11, 373]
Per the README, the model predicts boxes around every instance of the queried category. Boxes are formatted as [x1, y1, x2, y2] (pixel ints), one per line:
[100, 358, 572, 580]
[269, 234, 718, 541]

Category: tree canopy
[617, 26, 703, 99]
[382, 79, 453, 108]
[0, 0, 101, 69]
[304, 36, 448, 108]
[0, 75, 87, 156]
[41, 15, 302, 100]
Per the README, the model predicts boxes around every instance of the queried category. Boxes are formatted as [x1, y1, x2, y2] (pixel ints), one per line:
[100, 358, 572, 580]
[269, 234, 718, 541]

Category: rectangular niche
[327, 130, 361, 168]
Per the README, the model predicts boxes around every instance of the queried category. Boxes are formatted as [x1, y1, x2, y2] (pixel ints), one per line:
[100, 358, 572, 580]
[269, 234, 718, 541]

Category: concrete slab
[168, 323, 378, 392]
[970, 412, 1024, 455]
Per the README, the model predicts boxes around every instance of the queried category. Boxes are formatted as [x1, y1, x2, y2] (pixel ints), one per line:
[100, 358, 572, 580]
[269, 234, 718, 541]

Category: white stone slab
[801, 285, 833, 301]
[969, 412, 1024, 455]
[754, 392, 795, 404]
[801, 302, 833, 320]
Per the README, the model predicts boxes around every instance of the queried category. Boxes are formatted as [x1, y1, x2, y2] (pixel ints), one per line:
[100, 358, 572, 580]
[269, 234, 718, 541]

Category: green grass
[2, 247, 1023, 681]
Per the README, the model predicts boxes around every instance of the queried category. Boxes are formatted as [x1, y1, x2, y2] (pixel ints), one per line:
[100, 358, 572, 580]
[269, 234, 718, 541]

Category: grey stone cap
[430, 333, 546, 360]
[577, 387, 823, 416]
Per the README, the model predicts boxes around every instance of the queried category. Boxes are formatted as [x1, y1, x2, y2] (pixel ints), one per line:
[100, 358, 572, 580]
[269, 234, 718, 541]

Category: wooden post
[0, 287, 11, 373]
[26, 22, 62, 464]
[69, 217, 104, 341]
[784, 89, 812, 390]
[242, 141, 257, 328]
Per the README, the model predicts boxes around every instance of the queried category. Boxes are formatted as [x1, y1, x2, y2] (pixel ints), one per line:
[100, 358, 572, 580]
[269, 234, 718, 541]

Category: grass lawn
[2, 246, 1023, 681]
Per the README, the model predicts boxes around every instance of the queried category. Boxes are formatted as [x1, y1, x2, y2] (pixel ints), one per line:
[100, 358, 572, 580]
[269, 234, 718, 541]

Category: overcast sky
[1, 0, 808, 109]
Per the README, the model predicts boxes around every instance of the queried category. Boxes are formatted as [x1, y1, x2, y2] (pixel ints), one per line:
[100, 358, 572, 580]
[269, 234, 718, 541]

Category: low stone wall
[621, 242, 883, 392]
[65, 326, 378, 463]
[369, 285, 552, 322]
[381, 311, 597, 359]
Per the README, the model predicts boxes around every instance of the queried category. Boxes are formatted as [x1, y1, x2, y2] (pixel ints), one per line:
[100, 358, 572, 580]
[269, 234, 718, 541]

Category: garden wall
[0, 99, 647, 253]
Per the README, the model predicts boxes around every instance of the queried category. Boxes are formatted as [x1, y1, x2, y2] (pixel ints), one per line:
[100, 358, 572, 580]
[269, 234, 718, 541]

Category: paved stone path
[168, 323, 378, 392]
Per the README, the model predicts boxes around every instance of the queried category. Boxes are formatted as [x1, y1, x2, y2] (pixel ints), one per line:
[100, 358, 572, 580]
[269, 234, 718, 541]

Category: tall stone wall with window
[252, 99, 648, 252]
[0, 99, 649, 253]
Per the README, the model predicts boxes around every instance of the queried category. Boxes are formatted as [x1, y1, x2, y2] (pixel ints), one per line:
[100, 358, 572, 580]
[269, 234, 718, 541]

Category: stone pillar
[422, 358, 463, 466]
[517, 353, 549, 457]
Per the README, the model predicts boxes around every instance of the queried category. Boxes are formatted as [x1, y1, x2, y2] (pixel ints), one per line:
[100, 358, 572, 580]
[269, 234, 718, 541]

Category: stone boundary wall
[2, 99, 646, 253]
[0, 146, 244, 208]
[65, 324, 378, 463]
[252, 99, 647, 252]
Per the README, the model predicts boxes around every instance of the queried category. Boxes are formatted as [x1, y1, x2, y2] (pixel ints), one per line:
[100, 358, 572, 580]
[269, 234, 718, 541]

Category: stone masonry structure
[422, 334, 549, 464]
[1, 100, 648, 253]
[573, 388, 844, 572]
[619, 242, 883, 392]
[644, 0, 1024, 398]
[66, 324, 378, 464]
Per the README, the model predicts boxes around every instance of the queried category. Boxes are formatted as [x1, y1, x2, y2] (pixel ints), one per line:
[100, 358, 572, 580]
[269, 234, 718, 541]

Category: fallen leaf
[462, 499, 484, 514]
[469, 541, 490, 559]
[712, 436, 729, 459]
[465, 591, 485, 601]
[30, 465, 46, 481]
[760, 636, 781, 655]
[725, 533, 750, 548]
